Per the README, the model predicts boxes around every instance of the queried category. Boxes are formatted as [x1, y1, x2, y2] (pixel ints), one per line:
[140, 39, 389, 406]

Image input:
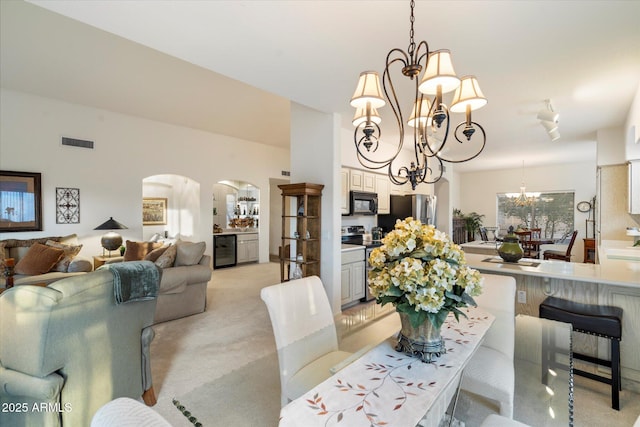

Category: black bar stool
[539, 296, 623, 410]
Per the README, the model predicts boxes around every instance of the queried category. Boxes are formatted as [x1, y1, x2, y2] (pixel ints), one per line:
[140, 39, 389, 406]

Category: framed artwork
[0, 170, 43, 232]
[56, 187, 80, 224]
[142, 197, 167, 225]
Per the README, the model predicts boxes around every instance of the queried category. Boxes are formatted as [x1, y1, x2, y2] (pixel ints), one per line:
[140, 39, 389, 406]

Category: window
[496, 191, 574, 240]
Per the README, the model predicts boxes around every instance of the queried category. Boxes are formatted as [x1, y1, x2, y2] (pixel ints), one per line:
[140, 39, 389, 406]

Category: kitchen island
[464, 251, 640, 392]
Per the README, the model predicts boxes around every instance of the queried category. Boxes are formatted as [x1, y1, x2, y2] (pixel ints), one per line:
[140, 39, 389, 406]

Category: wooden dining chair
[543, 230, 578, 262]
[515, 230, 533, 258]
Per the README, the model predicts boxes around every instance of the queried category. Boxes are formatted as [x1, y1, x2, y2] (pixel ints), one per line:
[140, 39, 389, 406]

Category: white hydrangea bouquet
[368, 217, 484, 330]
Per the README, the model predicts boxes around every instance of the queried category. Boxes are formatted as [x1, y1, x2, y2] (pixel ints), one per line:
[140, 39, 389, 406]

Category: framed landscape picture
[142, 197, 167, 225]
[0, 170, 43, 232]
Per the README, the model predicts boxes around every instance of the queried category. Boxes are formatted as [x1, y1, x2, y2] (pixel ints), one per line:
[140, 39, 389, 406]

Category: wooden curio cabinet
[278, 183, 323, 282]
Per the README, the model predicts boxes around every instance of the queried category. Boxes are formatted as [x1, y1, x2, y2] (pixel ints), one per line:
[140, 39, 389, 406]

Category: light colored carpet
[151, 262, 640, 426]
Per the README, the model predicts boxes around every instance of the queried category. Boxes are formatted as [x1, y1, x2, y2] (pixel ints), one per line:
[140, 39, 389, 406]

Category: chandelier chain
[408, 0, 416, 58]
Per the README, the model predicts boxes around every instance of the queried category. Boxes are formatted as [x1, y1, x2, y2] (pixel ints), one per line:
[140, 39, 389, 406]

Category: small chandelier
[512, 161, 538, 207]
[350, 0, 487, 190]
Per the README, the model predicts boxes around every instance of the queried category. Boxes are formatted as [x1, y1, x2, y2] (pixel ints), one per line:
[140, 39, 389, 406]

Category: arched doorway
[142, 174, 200, 240]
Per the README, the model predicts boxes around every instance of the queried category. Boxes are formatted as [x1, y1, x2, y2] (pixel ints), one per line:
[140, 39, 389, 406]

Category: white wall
[459, 161, 597, 259]
[290, 103, 342, 313]
[0, 89, 290, 262]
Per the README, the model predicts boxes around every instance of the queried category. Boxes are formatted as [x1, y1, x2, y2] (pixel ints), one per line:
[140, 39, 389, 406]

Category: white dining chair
[261, 275, 353, 407]
[461, 273, 516, 418]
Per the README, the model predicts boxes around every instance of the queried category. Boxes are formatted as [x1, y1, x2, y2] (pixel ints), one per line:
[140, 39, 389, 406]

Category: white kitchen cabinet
[375, 174, 390, 214]
[349, 168, 376, 193]
[341, 167, 350, 215]
[341, 248, 365, 307]
[237, 233, 259, 264]
[629, 160, 640, 214]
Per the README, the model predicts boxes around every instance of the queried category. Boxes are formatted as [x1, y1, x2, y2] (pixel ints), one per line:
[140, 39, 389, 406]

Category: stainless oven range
[341, 225, 382, 302]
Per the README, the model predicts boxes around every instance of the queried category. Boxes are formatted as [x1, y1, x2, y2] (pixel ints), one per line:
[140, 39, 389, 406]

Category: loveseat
[0, 235, 93, 287]
[0, 262, 159, 427]
[110, 239, 212, 324]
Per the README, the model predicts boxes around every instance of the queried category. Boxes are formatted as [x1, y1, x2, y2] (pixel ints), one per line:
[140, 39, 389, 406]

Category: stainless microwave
[349, 191, 378, 215]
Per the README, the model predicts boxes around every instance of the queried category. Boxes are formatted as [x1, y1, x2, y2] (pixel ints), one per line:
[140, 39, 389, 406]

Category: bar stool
[539, 296, 623, 410]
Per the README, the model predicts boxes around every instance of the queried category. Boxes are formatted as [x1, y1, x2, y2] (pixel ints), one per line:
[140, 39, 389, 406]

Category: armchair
[0, 262, 159, 427]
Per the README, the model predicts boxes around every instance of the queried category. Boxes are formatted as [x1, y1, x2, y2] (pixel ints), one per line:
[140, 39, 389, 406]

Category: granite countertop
[465, 252, 640, 288]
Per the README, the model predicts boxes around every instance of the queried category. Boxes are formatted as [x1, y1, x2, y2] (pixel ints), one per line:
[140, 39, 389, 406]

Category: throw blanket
[99, 261, 161, 304]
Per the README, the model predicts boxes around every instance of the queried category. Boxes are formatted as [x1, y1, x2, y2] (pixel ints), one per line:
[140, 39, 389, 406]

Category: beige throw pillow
[155, 244, 177, 268]
[175, 241, 206, 266]
[45, 240, 83, 272]
[14, 243, 65, 275]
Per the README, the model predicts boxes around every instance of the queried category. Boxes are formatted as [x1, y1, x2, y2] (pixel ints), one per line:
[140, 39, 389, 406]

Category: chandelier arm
[421, 104, 452, 157]
[437, 122, 487, 163]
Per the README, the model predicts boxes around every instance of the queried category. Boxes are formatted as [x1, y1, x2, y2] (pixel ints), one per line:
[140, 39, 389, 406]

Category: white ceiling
[3, 0, 640, 173]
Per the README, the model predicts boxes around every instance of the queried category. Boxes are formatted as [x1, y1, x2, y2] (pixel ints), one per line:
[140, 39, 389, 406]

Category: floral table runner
[279, 307, 494, 427]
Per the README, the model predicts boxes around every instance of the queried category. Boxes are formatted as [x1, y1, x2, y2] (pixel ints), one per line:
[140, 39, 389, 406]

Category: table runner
[279, 307, 494, 427]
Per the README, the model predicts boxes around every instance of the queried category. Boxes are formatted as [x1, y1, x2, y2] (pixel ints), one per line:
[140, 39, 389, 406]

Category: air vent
[281, 170, 290, 176]
[61, 137, 94, 149]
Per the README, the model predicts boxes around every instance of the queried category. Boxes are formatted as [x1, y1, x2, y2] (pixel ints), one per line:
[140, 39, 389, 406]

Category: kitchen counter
[341, 243, 365, 252]
[213, 229, 258, 235]
[465, 251, 640, 392]
[464, 253, 640, 288]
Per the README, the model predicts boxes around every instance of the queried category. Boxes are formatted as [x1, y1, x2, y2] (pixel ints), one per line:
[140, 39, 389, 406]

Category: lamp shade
[352, 106, 382, 127]
[450, 75, 487, 113]
[418, 50, 460, 95]
[350, 71, 386, 109]
[94, 217, 128, 230]
[407, 98, 433, 128]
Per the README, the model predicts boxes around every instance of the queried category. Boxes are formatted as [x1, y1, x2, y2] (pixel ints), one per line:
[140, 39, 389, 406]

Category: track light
[537, 109, 559, 123]
[540, 120, 558, 133]
[549, 129, 561, 141]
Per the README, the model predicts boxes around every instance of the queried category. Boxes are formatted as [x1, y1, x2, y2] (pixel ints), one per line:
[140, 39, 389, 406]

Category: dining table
[278, 307, 495, 427]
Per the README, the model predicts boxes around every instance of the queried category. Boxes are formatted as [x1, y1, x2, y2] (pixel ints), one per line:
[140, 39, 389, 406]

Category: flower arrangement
[368, 217, 483, 330]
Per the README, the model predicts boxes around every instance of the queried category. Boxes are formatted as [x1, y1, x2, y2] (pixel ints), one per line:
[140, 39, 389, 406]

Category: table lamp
[94, 217, 128, 256]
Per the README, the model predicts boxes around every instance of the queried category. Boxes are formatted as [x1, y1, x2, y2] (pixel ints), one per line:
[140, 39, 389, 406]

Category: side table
[583, 238, 595, 263]
[93, 255, 124, 270]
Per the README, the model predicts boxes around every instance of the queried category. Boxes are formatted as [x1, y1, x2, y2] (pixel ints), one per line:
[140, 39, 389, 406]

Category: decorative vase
[498, 225, 523, 263]
[396, 312, 446, 363]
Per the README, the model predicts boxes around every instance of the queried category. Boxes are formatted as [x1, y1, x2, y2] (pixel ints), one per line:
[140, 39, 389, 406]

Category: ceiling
[3, 0, 640, 173]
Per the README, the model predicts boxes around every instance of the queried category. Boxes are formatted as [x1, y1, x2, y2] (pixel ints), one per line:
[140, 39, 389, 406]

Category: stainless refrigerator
[377, 194, 437, 233]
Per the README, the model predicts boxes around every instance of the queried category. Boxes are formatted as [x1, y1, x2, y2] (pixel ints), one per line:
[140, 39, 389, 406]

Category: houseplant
[368, 217, 483, 361]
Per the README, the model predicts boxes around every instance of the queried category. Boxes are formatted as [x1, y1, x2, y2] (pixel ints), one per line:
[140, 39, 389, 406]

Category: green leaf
[386, 285, 404, 297]
[461, 293, 477, 307]
[445, 291, 462, 302]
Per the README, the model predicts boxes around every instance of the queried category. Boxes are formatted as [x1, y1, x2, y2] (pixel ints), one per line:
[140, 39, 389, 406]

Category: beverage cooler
[214, 234, 237, 269]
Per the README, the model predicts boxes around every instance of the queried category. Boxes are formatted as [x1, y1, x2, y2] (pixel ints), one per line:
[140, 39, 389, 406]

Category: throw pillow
[124, 240, 163, 262]
[0, 241, 6, 269]
[155, 244, 177, 268]
[45, 240, 83, 272]
[144, 245, 169, 262]
[175, 241, 206, 266]
[14, 243, 65, 275]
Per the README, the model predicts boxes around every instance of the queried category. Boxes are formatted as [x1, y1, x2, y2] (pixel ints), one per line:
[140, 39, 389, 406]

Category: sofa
[0, 235, 93, 286]
[109, 239, 212, 324]
[0, 262, 160, 427]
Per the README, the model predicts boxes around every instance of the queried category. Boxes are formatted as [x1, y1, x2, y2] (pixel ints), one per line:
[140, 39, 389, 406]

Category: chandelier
[511, 161, 539, 207]
[350, 0, 487, 190]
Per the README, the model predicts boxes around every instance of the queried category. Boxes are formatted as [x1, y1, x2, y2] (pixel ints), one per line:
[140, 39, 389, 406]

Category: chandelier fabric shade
[450, 76, 487, 113]
[350, 0, 487, 189]
[350, 71, 385, 109]
[418, 50, 460, 95]
[352, 106, 382, 127]
[408, 98, 433, 128]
